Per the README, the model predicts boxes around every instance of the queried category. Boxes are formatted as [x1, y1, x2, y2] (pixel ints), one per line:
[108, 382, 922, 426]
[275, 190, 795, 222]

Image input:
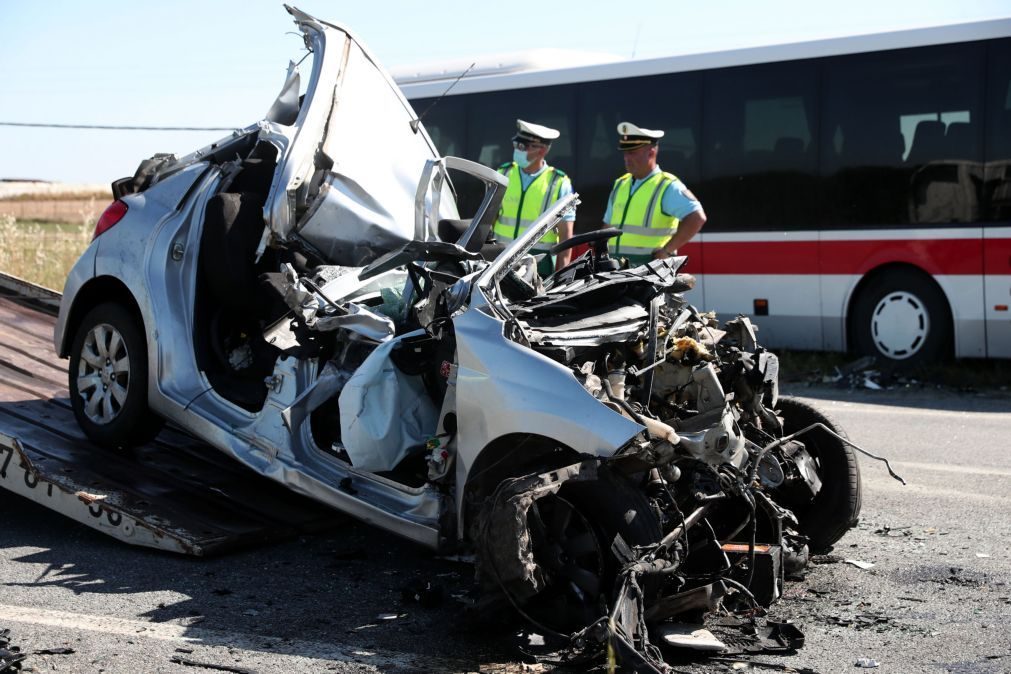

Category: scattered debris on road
[169, 656, 256, 673]
[0, 629, 25, 673]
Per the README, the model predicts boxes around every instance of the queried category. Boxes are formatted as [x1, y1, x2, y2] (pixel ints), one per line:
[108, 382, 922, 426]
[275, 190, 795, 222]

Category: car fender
[451, 290, 644, 530]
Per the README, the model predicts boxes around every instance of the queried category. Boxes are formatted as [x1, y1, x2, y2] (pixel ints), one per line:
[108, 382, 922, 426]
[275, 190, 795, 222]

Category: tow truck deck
[0, 272, 341, 555]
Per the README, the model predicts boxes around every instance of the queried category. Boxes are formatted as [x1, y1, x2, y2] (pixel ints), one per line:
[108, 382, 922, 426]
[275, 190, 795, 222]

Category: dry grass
[0, 214, 92, 291]
[0, 190, 111, 202]
[0, 181, 110, 200]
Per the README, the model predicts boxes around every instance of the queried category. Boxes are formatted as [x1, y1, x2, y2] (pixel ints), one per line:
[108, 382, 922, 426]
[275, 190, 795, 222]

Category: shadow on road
[0, 489, 509, 670]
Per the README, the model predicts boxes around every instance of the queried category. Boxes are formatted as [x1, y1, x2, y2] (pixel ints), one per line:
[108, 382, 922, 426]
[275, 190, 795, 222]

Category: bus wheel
[851, 269, 951, 365]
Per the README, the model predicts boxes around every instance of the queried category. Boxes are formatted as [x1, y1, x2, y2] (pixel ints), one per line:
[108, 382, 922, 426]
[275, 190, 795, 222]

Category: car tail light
[93, 200, 129, 240]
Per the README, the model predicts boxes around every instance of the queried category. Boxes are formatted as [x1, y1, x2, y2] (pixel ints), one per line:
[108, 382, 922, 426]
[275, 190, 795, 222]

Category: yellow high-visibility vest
[606, 171, 679, 263]
[493, 163, 569, 251]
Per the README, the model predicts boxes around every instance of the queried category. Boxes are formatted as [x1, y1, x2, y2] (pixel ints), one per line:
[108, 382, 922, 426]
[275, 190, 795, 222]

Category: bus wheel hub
[871, 291, 929, 359]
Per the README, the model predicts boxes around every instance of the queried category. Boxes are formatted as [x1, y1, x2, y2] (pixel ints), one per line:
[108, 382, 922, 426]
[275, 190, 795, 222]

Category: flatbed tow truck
[0, 271, 341, 556]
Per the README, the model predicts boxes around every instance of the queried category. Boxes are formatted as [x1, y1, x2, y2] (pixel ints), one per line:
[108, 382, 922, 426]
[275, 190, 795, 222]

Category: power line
[0, 121, 234, 132]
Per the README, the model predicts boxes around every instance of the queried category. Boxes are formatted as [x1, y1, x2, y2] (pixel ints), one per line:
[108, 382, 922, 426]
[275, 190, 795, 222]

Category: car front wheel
[776, 397, 862, 553]
[68, 302, 163, 450]
[522, 469, 662, 632]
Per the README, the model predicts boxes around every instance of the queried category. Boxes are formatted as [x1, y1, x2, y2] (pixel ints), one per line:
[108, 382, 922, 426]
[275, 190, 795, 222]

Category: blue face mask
[513, 148, 531, 169]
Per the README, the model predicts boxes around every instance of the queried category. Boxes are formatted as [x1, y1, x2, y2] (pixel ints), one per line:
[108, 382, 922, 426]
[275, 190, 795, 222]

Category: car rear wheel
[851, 268, 951, 365]
[69, 303, 163, 450]
[776, 397, 861, 553]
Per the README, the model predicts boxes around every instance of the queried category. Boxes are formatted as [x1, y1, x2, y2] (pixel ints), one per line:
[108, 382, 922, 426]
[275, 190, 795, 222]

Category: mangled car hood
[266, 7, 457, 265]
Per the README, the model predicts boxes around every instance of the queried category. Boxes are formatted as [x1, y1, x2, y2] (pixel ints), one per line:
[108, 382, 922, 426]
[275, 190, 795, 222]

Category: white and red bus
[396, 18, 1011, 364]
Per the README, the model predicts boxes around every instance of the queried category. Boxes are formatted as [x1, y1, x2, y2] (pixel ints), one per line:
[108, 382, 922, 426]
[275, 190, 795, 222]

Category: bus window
[821, 43, 985, 226]
[462, 85, 577, 171]
[412, 95, 468, 158]
[575, 72, 701, 231]
[985, 38, 1011, 222]
[700, 60, 820, 232]
[983, 38, 1011, 357]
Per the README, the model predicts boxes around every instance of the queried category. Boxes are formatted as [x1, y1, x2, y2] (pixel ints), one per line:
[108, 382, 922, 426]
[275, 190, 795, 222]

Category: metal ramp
[0, 275, 342, 555]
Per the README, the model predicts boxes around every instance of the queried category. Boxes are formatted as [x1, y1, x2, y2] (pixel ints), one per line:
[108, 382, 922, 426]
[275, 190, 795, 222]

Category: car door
[263, 8, 458, 268]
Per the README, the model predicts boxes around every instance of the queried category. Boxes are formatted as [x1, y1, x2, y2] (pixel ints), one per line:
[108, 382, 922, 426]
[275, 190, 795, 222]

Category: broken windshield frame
[476, 192, 579, 295]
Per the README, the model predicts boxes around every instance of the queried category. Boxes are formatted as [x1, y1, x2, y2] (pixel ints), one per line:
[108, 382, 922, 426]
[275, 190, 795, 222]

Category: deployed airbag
[338, 330, 439, 471]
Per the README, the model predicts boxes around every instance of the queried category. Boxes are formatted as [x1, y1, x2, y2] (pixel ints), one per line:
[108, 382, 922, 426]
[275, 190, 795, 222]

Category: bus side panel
[695, 232, 824, 350]
[937, 275, 987, 359]
[983, 226, 1011, 358]
[820, 229, 985, 359]
[820, 273, 855, 353]
[679, 238, 705, 310]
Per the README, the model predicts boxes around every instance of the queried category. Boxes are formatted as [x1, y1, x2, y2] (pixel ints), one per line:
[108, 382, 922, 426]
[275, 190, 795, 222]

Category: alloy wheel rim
[870, 291, 930, 360]
[76, 322, 131, 424]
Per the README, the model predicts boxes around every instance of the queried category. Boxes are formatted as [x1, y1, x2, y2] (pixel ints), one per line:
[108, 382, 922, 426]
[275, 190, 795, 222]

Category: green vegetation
[0, 215, 92, 291]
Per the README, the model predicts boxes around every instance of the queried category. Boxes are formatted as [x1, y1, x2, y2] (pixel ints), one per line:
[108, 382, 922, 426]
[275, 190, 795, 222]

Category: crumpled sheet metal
[281, 362, 349, 433]
[312, 302, 394, 342]
[276, 264, 396, 342]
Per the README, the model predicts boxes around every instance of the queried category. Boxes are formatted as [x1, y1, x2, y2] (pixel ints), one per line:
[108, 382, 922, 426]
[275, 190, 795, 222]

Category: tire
[523, 469, 662, 631]
[68, 303, 163, 450]
[851, 268, 952, 365]
[776, 397, 861, 553]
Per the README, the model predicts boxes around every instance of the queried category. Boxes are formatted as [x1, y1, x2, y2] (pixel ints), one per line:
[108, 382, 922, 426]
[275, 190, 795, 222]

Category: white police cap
[617, 121, 664, 150]
[513, 119, 560, 144]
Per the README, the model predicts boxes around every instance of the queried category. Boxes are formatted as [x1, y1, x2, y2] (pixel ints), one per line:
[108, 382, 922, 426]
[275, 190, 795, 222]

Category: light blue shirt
[602, 166, 701, 223]
[516, 163, 576, 222]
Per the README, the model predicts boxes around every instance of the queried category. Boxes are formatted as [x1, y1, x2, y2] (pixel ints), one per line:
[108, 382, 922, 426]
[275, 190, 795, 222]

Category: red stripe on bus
[681, 238, 998, 275]
[985, 238, 1011, 274]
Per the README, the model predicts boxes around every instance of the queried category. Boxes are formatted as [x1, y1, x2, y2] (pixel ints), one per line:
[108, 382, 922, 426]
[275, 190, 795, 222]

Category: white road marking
[0, 603, 475, 672]
[862, 474, 1011, 504]
[797, 399, 1008, 420]
[891, 461, 1011, 478]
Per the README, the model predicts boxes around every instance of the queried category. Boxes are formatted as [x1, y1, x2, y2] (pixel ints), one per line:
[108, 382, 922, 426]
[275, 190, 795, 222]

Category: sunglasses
[513, 140, 547, 151]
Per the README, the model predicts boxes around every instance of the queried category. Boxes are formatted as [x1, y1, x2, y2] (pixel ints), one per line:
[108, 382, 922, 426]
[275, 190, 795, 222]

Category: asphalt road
[1, 385, 1009, 674]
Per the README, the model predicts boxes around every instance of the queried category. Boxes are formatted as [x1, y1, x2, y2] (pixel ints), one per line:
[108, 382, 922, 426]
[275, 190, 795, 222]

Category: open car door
[263, 6, 458, 266]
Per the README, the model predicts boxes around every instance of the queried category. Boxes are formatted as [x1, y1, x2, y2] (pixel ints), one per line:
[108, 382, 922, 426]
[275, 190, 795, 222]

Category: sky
[1, 0, 1009, 184]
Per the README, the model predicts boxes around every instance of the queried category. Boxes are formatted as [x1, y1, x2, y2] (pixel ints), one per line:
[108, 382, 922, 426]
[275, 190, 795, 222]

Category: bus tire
[851, 268, 952, 365]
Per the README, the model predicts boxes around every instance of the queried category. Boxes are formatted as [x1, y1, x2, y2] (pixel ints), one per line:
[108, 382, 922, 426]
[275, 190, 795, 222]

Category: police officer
[493, 119, 575, 276]
[603, 122, 706, 267]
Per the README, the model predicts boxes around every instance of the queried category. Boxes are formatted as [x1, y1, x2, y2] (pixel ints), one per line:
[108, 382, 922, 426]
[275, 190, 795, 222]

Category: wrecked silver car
[54, 6, 877, 670]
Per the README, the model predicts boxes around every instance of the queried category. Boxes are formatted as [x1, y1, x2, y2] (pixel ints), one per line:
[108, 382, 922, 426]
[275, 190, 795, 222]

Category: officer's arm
[555, 220, 575, 268]
[654, 180, 706, 258]
[658, 209, 706, 256]
[554, 178, 576, 268]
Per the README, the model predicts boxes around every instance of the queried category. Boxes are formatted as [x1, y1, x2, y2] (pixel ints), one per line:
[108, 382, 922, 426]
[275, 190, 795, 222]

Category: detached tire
[777, 397, 861, 553]
[68, 303, 163, 450]
[851, 268, 952, 365]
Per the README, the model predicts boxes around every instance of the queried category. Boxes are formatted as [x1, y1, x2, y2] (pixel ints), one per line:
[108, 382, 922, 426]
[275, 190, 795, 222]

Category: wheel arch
[58, 276, 144, 357]
[458, 433, 582, 539]
[843, 262, 954, 354]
